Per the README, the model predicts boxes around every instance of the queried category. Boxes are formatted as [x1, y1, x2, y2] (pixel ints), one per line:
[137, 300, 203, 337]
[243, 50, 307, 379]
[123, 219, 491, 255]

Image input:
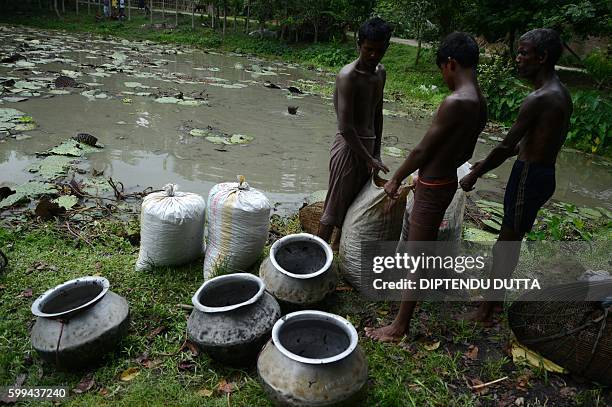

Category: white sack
[339, 175, 409, 291]
[203, 177, 271, 279]
[136, 184, 206, 271]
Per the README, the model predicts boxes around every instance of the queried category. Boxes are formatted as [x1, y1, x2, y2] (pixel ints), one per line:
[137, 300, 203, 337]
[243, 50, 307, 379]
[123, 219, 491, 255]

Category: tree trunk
[233, 7, 236, 32]
[62, 0, 65, 13]
[127, 0, 130, 20]
[149, 0, 153, 24]
[191, 2, 194, 28]
[54, 0, 62, 17]
[175, 0, 177, 26]
[313, 21, 318, 43]
[415, 22, 423, 66]
[223, 2, 227, 37]
[76, 0, 79, 14]
[161, 0, 164, 20]
[211, 3, 215, 29]
[87, 0, 90, 14]
[244, 0, 249, 33]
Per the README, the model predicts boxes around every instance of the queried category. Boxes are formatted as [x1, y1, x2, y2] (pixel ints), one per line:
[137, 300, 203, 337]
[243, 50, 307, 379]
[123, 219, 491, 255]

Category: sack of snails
[203, 176, 271, 279]
[136, 184, 206, 271]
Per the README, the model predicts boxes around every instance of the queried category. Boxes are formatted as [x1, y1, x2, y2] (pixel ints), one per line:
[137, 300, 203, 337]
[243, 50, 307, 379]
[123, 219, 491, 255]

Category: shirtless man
[318, 18, 392, 247]
[459, 29, 572, 325]
[366, 32, 487, 342]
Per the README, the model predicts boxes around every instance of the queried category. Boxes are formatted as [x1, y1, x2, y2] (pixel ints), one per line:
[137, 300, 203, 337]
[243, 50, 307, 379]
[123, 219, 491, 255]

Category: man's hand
[369, 157, 390, 174]
[459, 172, 478, 192]
[384, 178, 401, 199]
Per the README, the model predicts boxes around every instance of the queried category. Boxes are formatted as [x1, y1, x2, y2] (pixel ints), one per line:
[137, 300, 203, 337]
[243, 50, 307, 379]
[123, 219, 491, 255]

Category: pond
[1, 25, 610, 213]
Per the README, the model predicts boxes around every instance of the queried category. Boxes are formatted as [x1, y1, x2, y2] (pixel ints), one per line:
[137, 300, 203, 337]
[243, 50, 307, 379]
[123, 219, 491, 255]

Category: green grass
[0, 217, 476, 406]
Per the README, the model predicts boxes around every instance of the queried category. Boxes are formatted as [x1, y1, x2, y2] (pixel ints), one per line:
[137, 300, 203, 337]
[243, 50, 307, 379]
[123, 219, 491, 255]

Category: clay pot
[260, 233, 337, 308]
[187, 273, 280, 365]
[30, 277, 129, 370]
[257, 310, 368, 406]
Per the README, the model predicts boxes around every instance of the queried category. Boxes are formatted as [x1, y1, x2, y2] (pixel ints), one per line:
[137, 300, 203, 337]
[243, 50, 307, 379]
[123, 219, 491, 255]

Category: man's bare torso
[334, 60, 385, 140]
[420, 89, 487, 178]
[518, 80, 572, 164]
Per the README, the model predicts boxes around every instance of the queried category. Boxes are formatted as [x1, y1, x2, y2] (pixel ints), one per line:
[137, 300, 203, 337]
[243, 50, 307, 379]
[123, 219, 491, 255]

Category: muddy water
[0, 26, 610, 213]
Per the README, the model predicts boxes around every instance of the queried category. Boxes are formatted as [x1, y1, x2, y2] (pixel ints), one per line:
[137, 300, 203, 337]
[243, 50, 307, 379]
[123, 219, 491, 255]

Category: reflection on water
[0, 26, 610, 212]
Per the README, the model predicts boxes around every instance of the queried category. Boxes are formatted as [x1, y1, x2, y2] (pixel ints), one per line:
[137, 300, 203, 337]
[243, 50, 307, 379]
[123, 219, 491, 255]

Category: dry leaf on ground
[119, 367, 140, 381]
[73, 373, 95, 394]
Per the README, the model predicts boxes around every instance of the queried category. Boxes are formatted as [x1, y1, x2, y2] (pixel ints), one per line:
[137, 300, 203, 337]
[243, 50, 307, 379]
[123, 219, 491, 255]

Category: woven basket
[508, 281, 612, 385]
[298, 202, 338, 242]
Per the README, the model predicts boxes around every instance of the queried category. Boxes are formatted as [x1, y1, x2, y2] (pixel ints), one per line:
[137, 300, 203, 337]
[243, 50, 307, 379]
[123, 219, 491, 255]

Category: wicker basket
[508, 281, 612, 385]
[298, 202, 338, 242]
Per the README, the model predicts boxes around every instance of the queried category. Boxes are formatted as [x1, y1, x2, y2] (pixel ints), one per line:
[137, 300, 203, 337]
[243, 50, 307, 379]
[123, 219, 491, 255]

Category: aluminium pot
[30, 276, 129, 370]
[260, 233, 337, 308]
[257, 310, 368, 406]
[187, 273, 280, 365]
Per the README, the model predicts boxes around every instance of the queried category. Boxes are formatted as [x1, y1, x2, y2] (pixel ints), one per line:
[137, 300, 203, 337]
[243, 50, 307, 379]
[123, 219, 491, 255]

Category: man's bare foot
[460, 302, 501, 327]
[364, 324, 406, 343]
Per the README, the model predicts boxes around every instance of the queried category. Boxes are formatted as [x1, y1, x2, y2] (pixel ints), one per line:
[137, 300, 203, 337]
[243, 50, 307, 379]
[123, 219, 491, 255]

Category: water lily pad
[307, 190, 327, 204]
[15, 60, 35, 68]
[14, 134, 31, 141]
[383, 146, 405, 158]
[50, 88, 72, 95]
[463, 227, 498, 242]
[178, 100, 206, 106]
[229, 134, 254, 144]
[13, 122, 37, 132]
[476, 200, 504, 209]
[82, 177, 113, 195]
[189, 129, 209, 137]
[595, 207, 612, 219]
[47, 139, 99, 157]
[483, 173, 498, 179]
[578, 207, 602, 219]
[155, 97, 180, 104]
[122, 98, 132, 104]
[135, 92, 151, 97]
[14, 80, 43, 90]
[482, 219, 501, 232]
[0, 122, 16, 131]
[53, 195, 78, 209]
[124, 82, 149, 88]
[489, 136, 504, 142]
[2, 96, 28, 102]
[208, 82, 248, 89]
[95, 93, 108, 99]
[0, 181, 56, 208]
[30, 155, 74, 178]
[0, 108, 26, 122]
[206, 135, 231, 145]
[234, 63, 244, 70]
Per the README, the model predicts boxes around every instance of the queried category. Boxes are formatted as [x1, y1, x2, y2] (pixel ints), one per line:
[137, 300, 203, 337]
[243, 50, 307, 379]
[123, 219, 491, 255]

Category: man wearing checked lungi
[317, 18, 393, 249]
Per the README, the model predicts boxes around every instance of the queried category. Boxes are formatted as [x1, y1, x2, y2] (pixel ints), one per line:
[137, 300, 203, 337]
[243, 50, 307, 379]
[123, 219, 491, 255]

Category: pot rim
[269, 233, 333, 279]
[192, 273, 265, 313]
[272, 310, 358, 365]
[31, 276, 110, 318]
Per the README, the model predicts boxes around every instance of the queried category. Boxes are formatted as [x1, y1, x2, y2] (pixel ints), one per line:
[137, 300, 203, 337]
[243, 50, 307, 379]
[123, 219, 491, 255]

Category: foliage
[526, 202, 611, 241]
[477, 54, 529, 123]
[582, 48, 612, 89]
[567, 91, 611, 154]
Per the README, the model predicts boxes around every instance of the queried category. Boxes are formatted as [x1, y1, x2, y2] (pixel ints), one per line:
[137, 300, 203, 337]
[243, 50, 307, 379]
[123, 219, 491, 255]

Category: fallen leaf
[182, 341, 199, 356]
[20, 288, 33, 298]
[335, 285, 353, 292]
[468, 378, 488, 395]
[423, 340, 440, 351]
[465, 345, 479, 360]
[98, 388, 109, 397]
[217, 379, 234, 394]
[514, 397, 525, 406]
[178, 361, 195, 371]
[35, 197, 66, 220]
[147, 326, 166, 339]
[511, 340, 567, 373]
[142, 358, 162, 369]
[559, 386, 576, 398]
[197, 389, 213, 397]
[73, 373, 95, 394]
[515, 374, 530, 391]
[119, 367, 140, 381]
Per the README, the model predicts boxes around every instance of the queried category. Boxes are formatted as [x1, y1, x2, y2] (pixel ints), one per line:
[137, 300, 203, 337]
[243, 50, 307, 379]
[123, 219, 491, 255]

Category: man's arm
[373, 69, 386, 160]
[460, 95, 540, 190]
[385, 97, 462, 197]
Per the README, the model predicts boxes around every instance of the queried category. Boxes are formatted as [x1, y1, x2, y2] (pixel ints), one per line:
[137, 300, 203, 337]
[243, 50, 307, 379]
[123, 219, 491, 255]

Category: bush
[567, 90, 611, 153]
[582, 48, 612, 89]
[477, 54, 528, 123]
